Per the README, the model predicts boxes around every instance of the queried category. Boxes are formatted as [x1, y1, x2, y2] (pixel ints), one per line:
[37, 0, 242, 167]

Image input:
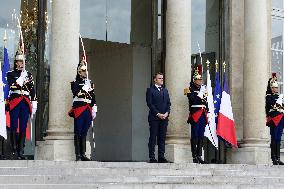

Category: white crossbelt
[191, 105, 206, 108]
[10, 90, 30, 96]
[73, 97, 91, 103]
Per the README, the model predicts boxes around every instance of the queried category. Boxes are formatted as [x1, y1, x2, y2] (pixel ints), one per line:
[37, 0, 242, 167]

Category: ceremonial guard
[6, 46, 37, 160]
[184, 66, 208, 164]
[68, 58, 97, 161]
[266, 73, 284, 165]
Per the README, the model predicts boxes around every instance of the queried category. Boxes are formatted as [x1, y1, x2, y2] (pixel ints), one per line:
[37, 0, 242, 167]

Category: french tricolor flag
[217, 73, 237, 147]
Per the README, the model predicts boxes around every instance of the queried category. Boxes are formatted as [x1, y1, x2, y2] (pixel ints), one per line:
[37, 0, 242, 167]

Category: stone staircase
[0, 161, 283, 189]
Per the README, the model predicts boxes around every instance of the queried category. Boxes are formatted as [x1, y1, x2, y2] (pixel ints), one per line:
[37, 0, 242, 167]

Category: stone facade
[36, 0, 273, 164]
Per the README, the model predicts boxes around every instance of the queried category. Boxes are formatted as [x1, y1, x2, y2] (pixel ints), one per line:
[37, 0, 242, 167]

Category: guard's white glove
[82, 84, 89, 92]
[82, 79, 92, 92]
[276, 94, 284, 105]
[197, 91, 204, 99]
[85, 79, 91, 88]
[16, 77, 25, 86]
[198, 85, 207, 99]
[16, 70, 28, 87]
[200, 85, 206, 93]
[207, 112, 215, 119]
[32, 101, 37, 115]
[92, 105, 97, 119]
[21, 70, 28, 78]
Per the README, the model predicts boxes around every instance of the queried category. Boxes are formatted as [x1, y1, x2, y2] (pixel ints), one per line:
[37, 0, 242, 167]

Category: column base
[35, 130, 91, 161]
[165, 144, 192, 163]
[227, 142, 270, 165]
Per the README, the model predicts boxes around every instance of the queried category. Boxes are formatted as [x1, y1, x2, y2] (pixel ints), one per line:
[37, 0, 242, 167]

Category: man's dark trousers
[148, 119, 168, 159]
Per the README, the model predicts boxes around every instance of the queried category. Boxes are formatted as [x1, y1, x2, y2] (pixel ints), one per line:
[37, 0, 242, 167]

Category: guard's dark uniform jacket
[68, 78, 96, 118]
[6, 70, 36, 113]
[186, 82, 208, 125]
[266, 78, 284, 165]
[266, 93, 284, 127]
[185, 81, 208, 163]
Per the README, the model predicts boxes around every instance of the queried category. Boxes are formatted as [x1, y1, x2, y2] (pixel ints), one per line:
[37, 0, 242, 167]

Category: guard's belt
[10, 90, 30, 96]
[73, 97, 91, 103]
[191, 105, 206, 108]
[269, 109, 284, 113]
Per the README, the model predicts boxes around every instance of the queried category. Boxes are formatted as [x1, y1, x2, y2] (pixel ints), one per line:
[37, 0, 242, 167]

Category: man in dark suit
[146, 72, 171, 163]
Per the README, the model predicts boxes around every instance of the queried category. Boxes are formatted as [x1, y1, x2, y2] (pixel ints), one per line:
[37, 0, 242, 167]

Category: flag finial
[3, 30, 7, 45]
[223, 61, 226, 73]
[215, 60, 219, 72]
[206, 60, 210, 70]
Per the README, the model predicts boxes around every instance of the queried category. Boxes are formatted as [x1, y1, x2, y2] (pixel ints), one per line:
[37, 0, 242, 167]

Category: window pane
[81, 0, 107, 40]
[107, 0, 131, 43]
[272, 19, 283, 50]
[272, 0, 283, 8]
[272, 50, 283, 92]
[158, 0, 162, 14]
[158, 16, 161, 39]
[191, 0, 206, 54]
[0, 0, 21, 60]
[81, 0, 131, 43]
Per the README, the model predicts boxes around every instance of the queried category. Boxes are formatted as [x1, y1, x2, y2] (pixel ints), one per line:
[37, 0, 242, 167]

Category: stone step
[1, 184, 282, 189]
[1, 166, 284, 178]
[0, 160, 279, 170]
[0, 175, 283, 185]
[0, 160, 284, 188]
[2, 184, 284, 189]
[0, 161, 283, 176]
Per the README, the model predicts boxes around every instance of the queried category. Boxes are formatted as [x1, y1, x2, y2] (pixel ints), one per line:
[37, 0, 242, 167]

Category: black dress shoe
[278, 158, 284, 165]
[272, 157, 279, 165]
[193, 157, 199, 163]
[80, 154, 91, 161]
[17, 152, 26, 160]
[75, 155, 81, 161]
[158, 158, 170, 163]
[149, 158, 158, 163]
[197, 156, 206, 164]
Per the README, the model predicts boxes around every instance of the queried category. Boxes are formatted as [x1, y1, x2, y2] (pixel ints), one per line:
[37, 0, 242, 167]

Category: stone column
[35, 0, 80, 160]
[165, 0, 191, 163]
[227, 0, 271, 164]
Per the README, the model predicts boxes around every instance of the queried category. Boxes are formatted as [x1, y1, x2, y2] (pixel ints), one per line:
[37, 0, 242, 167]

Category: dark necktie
[159, 87, 164, 96]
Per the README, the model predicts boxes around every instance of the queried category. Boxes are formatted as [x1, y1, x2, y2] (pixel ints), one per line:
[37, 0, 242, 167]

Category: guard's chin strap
[79, 74, 87, 79]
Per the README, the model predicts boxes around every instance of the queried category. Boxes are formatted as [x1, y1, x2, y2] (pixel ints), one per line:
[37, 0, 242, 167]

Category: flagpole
[222, 61, 226, 163]
[197, 42, 202, 65]
[3, 30, 7, 48]
[79, 34, 88, 80]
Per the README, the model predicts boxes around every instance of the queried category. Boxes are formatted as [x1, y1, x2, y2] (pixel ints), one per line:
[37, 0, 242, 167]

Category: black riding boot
[10, 131, 17, 159]
[271, 140, 279, 165]
[80, 136, 91, 161]
[17, 132, 26, 160]
[0, 136, 5, 160]
[191, 139, 199, 163]
[276, 142, 284, 165]
[197, 139, 206, 164]
[74, 135, 81, 161]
